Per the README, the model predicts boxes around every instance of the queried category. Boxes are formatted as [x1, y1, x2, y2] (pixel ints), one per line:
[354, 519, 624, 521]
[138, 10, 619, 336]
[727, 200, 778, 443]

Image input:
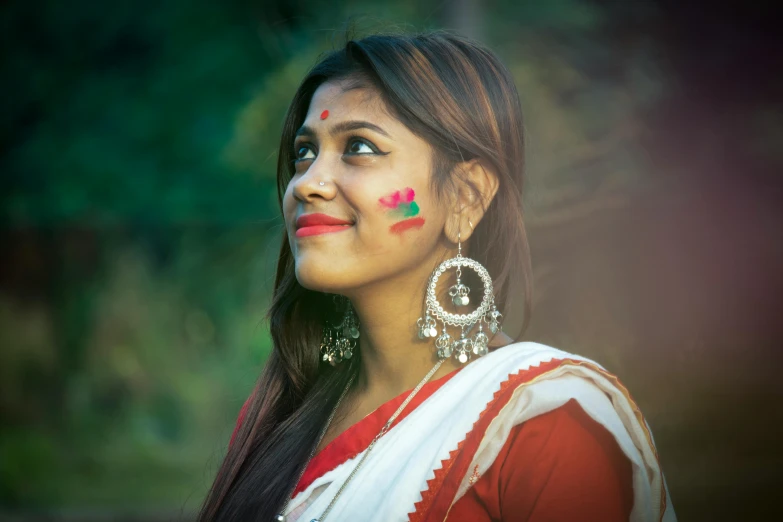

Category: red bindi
[320, 110, 329, 120]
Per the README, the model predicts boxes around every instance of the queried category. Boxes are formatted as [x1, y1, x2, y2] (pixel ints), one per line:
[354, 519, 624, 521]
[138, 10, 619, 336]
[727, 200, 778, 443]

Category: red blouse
[231, 367, 633, 521]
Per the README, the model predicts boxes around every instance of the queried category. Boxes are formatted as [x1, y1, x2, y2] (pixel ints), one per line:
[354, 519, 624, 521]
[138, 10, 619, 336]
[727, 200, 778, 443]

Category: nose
[291, 161, 338, 203]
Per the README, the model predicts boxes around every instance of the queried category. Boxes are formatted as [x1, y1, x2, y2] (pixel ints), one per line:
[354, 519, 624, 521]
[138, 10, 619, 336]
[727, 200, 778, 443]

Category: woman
[199, 31, 675, 522]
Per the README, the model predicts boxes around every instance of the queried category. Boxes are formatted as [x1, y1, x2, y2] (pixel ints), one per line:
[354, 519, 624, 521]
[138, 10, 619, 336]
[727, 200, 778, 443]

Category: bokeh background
[1, 0, 781, 520]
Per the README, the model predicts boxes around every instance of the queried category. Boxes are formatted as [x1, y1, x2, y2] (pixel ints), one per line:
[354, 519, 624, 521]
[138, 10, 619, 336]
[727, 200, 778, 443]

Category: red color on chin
[389, 217, 425, 235]
[320, 110, 329, 120]
[296, 224, 351, 237]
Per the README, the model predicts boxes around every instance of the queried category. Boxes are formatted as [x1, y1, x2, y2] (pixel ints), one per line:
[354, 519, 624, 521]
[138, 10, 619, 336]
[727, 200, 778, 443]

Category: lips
[295, 213, 353, 237]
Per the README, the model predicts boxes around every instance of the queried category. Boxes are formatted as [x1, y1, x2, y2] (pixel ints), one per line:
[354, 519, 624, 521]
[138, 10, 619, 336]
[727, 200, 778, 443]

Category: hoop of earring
[320, 295, 360, 366]
[417, 225, 502, 364]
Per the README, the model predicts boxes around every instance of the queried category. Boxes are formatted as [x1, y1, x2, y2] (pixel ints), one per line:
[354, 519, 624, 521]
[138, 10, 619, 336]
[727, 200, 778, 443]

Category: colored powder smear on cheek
[379, 187, 424, 234]
[389, 217, 425, 235]
[378, 187, 419, 217]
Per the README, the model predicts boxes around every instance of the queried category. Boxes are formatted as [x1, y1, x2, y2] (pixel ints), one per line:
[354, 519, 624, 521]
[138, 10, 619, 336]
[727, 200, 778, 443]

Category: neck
[345, 249, 463, 398]
[340, 245, 516, 400]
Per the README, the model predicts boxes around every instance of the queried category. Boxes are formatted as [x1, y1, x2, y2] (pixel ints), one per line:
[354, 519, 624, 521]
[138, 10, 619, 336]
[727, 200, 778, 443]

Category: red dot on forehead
[320, 110, 329, 120]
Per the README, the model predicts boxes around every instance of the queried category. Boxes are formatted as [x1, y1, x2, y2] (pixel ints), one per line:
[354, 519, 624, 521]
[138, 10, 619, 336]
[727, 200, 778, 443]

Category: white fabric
[285, 341, 676, 522]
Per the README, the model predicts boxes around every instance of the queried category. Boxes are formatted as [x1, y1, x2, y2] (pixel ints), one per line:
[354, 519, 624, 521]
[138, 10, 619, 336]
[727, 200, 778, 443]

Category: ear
[443, 159, 500, 244]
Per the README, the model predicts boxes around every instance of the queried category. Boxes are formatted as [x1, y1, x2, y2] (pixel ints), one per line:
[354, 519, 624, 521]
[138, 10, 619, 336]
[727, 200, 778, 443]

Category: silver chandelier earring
[417, 223, 502, 364]
[320, 295, 360, 366]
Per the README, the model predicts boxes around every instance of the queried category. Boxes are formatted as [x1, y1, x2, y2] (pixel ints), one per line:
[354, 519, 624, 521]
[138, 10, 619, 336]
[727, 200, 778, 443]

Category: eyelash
[293, 137, 383, 163]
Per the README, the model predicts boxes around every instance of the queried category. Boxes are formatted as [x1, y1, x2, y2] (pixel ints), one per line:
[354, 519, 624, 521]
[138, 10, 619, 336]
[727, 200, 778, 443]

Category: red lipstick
[295, 213, 353, 237]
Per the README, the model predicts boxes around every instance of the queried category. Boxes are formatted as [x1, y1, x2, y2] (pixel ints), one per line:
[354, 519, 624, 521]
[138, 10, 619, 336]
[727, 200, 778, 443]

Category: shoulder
[460, 339, 650, 482]
[481, 341, 645, 459]
[449, 341, 672, 521]
[483, 340, 634, 403]
[478, 340, 616, 396]
[486, 340, 605, 369]
[507, 399, 635, 521]
[502, 399, 632, 481]
[451, 399, 634, 521]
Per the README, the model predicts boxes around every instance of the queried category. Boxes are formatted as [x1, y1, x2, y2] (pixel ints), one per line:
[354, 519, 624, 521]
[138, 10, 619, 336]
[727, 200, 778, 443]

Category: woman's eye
[346, 139, 376, 155]
[295, 145, 316, 161]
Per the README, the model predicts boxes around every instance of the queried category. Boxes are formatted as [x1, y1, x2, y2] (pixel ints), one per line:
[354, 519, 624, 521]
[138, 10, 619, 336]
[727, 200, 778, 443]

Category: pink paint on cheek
[378, 187, 415, 209]
[320, 110, 329, 120]
[389, 217, 425, 234]
[378, 192, 402, 209]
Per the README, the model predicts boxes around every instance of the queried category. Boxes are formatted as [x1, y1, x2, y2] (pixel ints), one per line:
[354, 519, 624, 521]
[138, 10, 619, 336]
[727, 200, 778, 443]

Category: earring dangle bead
[320, 296, 360, 366]
[417, 228, 502, 364]
[448, 232, 471, 307]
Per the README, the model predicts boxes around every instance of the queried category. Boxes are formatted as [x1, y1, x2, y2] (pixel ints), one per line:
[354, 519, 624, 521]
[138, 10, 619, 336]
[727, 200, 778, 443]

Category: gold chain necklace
[276, 358, 446, 522]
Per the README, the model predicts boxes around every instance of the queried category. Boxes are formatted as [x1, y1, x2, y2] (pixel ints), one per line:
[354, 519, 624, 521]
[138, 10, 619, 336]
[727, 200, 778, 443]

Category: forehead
[304, 81, 394, 128]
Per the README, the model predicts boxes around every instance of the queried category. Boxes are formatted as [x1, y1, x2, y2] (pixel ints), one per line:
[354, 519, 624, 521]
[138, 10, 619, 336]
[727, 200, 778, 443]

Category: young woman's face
[282, 80, 451, 293]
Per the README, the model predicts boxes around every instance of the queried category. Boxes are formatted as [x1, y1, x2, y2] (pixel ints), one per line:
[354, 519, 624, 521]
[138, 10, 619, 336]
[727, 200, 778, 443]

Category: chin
[294, 258, 355, 294]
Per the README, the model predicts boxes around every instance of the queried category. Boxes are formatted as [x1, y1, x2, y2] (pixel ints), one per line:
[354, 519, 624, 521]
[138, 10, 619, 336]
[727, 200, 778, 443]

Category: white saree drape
[284, 342, 676, 522]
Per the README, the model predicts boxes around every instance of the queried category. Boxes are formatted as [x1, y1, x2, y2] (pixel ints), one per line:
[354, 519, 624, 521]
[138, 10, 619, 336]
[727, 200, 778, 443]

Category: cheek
[282, 184, 296, 219]
[281, 185, 300, 248]
[376, 186, 427, 235]
[389, 217, 426, 235]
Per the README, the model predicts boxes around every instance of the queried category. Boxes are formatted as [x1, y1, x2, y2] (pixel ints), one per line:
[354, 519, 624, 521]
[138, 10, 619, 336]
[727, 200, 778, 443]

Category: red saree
[231, 363, 634, 521]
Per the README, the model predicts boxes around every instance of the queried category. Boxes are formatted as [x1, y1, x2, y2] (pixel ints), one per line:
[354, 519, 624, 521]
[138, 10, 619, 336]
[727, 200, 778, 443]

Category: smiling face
[282, 80, 452, 294]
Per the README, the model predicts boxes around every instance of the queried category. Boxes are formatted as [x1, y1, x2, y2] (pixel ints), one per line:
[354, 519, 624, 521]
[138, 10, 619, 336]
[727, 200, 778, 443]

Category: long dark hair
[198, 30, 532, 521]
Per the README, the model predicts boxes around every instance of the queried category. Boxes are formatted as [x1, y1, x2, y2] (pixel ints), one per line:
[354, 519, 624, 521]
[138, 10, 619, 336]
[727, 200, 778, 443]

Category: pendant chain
[278, 358, 446, 522]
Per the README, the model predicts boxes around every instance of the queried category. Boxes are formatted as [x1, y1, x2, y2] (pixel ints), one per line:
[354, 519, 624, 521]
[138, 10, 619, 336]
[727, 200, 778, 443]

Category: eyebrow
[294, 120, 392, 140]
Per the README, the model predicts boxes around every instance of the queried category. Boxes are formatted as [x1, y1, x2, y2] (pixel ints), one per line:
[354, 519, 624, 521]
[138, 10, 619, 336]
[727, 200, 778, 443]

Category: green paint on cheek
[404, 201, 420, 217]
[391, 201, 420, 218]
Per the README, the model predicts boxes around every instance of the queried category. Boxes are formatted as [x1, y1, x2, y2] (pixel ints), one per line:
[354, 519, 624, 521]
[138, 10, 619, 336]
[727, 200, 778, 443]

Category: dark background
[1, 0, 781, 520]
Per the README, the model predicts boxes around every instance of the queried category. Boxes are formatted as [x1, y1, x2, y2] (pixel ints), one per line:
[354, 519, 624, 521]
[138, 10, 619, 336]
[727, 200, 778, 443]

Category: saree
[237, 342, 676, 521]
